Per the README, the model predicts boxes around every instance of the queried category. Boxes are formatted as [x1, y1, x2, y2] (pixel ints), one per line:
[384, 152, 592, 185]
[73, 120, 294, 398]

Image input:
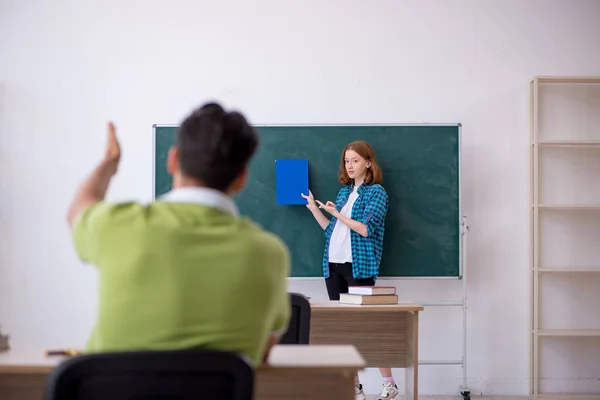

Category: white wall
[1, 0, 599, 396]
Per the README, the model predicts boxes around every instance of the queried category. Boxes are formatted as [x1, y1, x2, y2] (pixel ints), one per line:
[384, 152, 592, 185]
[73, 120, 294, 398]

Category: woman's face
[344, 149, 371, 181]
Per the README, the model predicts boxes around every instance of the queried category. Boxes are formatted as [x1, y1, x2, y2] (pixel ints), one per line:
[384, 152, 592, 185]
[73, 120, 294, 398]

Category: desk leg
[405, 311, 419, 400]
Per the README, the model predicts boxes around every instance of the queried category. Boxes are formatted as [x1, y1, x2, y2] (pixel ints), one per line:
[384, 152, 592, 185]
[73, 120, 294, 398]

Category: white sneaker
[355, 383, 366, 400]
[377, 381, 399, 399]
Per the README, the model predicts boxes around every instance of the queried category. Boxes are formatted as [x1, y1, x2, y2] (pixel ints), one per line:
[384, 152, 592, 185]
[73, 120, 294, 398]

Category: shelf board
[538, 268, 600, 273]
[537, 140, 600, 147]
[537, 393, 600, 399]
[536, 204, 600, 210]
[538, 329, 600, 337]
[534, 76, 600, 84]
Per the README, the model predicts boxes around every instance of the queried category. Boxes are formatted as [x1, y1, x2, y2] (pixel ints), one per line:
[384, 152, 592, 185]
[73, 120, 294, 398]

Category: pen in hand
[45, 349, 81, 357]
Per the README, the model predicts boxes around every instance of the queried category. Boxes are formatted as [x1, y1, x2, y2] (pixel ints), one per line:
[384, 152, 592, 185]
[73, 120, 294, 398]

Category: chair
[43, 349, 254, 400]
[280, 292, 311, 344]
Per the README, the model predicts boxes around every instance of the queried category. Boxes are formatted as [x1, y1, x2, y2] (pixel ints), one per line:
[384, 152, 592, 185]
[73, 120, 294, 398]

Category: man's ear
[167, 147, 178, 176]
[229, 168, 249, 195]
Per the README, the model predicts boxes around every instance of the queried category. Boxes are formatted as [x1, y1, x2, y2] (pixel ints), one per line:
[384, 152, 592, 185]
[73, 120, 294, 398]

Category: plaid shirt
[322, 183, 389, 279]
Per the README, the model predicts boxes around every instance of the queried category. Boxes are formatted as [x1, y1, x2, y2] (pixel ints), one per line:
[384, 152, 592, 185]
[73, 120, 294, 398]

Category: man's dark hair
[176, 102, 259, 191]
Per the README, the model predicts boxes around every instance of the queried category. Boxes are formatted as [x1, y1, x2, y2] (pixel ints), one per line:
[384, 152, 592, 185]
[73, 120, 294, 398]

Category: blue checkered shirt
[322, 183, 389, 279]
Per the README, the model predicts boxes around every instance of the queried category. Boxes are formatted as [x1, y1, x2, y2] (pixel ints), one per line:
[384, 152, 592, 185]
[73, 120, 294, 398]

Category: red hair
[338, 140, 383, 185]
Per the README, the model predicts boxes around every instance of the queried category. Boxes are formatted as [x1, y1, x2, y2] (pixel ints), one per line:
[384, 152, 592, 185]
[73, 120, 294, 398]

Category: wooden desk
[0, 345, 365, 400]
[309, 300, 424, 400]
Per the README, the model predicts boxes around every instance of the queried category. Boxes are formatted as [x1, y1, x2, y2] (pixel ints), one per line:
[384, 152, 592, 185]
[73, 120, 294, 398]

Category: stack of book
[339, 286, 398, 305]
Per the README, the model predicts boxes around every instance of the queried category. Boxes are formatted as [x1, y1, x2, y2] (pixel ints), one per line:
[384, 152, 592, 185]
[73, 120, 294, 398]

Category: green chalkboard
[153, 124, 462, 278]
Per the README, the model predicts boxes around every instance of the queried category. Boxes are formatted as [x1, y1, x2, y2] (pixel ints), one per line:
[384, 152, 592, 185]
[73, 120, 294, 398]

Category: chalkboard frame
[152, 123, 464, 280]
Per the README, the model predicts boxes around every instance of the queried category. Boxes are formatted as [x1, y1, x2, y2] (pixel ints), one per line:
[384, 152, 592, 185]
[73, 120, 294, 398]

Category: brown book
[339, 293, 399, 305]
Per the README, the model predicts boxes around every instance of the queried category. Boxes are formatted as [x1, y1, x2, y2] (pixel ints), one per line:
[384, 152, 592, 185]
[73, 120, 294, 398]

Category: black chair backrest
[280, 292, 311, 344]
[44, 349, 254, 400]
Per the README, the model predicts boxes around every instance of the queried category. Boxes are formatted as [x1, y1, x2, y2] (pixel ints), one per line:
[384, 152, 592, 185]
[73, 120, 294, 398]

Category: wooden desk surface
[0, 345, 364, 400]
[0, 344, 366, 374]
[266, 345, 365, 370]
[0, 348, 62, 374]
[309, 299, 424, 312]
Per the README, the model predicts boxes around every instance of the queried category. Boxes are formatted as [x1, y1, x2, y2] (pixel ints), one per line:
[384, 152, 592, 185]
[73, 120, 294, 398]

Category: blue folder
[275, 159, 309, 205]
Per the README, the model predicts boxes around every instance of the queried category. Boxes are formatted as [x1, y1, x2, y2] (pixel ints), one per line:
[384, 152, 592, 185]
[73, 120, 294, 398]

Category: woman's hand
[316, 200, 337, 216]
[302, 191, 331, 230]
[301, 190, 318, 211]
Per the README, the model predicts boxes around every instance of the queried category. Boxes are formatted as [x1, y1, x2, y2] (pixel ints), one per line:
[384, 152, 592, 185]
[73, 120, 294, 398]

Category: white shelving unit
[530, 76, 600, 399]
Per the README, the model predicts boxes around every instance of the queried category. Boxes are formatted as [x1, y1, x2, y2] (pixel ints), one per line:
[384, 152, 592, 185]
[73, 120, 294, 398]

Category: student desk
[0, 344, 365, 400]
[309, 300, 424, 400]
